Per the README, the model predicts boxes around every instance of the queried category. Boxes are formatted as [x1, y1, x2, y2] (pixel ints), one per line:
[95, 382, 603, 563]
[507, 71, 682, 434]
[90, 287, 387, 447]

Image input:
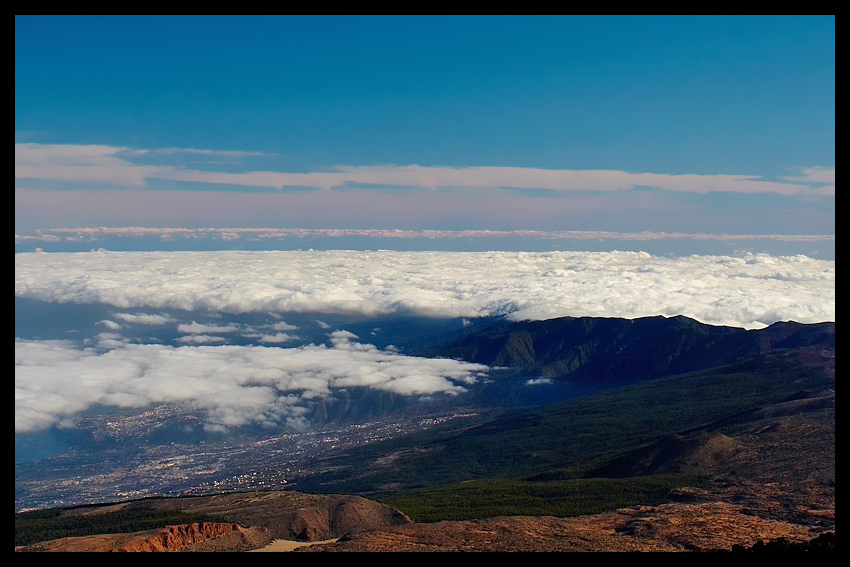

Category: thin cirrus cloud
[125, 147, 273, 158]
[16, 227, 836, 245]
[14, 143, 834, 196]
[781, 166, 836, 185]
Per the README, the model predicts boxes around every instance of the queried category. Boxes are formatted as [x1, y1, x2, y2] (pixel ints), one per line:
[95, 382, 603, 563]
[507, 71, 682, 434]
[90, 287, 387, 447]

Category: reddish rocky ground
[296, 481, 834, 552]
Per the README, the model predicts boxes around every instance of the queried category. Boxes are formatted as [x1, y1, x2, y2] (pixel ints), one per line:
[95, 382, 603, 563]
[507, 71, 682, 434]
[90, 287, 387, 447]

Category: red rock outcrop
[110, 522, 248, 552]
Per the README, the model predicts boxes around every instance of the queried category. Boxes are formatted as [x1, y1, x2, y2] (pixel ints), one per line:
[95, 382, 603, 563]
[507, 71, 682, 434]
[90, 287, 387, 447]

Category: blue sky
[15, 15, 834, 241]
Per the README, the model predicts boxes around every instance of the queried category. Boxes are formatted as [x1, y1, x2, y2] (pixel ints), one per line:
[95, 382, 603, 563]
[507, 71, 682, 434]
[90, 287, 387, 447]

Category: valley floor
[247, 538, 339, 552]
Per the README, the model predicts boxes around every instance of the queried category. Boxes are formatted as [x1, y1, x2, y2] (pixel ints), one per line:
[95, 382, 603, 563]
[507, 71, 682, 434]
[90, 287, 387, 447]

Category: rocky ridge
[19, 522, 263, 552]
[16, 492, 412, 552]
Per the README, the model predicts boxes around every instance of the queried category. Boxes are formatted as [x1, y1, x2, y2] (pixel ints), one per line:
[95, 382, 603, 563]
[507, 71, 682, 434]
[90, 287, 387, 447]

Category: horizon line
[15, 226, 836, 242]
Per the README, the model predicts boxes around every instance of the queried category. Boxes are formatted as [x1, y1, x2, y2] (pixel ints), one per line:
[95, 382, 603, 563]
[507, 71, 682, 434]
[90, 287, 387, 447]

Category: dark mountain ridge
[422, 315, 834, 386]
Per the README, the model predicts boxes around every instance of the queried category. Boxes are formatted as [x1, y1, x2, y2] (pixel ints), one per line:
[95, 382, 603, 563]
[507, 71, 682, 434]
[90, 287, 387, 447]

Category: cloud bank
[15, 333, 489, 433]
[15, 250, 835, 330]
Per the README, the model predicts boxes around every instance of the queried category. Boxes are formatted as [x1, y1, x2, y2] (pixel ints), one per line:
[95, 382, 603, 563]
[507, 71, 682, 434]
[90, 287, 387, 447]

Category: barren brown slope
[295, 502, 824, 552]
[298, 387, 835, 552]
[148, 491, 413, 541]
[16, 491, 412, 552]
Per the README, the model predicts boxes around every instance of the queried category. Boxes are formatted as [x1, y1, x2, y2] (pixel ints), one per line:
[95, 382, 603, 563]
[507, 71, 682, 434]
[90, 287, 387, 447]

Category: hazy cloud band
[15, 143, 834, 196]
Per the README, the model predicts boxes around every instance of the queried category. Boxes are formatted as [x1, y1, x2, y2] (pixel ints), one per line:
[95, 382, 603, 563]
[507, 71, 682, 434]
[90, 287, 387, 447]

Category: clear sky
[15, 15, 834, 238]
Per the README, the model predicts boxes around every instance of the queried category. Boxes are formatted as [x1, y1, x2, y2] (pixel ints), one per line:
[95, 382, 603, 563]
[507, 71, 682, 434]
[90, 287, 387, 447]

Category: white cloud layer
[15, 250, 834, 330]
[257, 332, 300, 343]
[15, 336, 489, 433]
[175, 334, 227, 344]
[177, 321, 240, 334]
[113, 312, 176, 325]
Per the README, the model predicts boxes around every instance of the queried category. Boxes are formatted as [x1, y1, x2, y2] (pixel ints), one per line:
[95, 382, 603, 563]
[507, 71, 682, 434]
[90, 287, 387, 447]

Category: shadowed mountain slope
[290, 341, 834, 495]
[423, 315, 834, 385]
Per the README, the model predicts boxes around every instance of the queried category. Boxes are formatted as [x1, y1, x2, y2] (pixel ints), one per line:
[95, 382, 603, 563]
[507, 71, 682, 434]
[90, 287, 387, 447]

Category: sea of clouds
[15, 249, 834, 328]
[15, 249, 834, 433]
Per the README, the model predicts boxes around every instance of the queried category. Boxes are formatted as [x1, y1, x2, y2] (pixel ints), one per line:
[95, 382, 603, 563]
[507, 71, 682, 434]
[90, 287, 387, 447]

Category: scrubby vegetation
[15, 504, 230, 547]
[377, 475, 705, 522]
